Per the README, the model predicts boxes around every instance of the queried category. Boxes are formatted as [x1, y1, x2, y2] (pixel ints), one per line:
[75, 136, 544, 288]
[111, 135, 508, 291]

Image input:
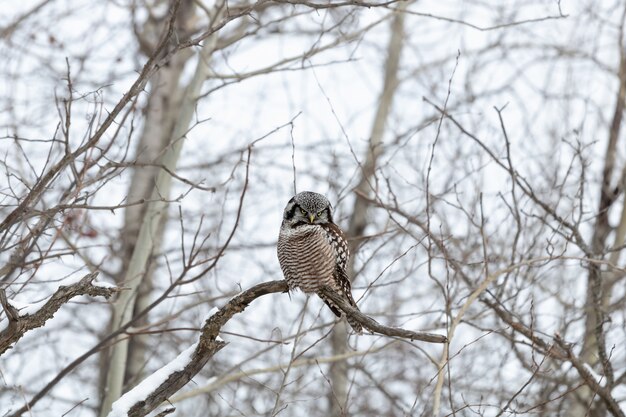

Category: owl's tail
[319, 292, 363, 334]
[346, 315, 363, 334]
[344, 292, 363, 334]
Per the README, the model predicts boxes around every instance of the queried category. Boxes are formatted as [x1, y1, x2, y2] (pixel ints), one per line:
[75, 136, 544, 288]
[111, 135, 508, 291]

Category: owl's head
[282, 191, 334, 227]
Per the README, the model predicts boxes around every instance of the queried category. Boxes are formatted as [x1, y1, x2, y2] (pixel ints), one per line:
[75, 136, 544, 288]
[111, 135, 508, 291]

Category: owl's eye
[317, 210, 324, 217]
[300, 208, 307, 215]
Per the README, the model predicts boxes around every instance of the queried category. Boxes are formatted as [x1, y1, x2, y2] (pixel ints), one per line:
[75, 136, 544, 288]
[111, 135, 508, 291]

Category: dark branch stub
[154, 408, 175, 417]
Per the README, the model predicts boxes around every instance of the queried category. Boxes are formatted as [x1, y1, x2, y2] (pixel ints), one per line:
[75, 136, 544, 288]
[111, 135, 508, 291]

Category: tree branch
[318, 286, 447, 343]
[0, 0, 183, 236]
[554, 335, 626, 417]
[0, 272, 120, 355]
[112, 280, 288, 417]
[109, 280, 445, 416]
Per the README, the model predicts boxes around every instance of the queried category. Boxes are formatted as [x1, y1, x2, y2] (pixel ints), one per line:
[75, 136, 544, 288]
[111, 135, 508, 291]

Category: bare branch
[554, 335, 626, 417]
[396, 7, 567, 32]
[318, 286, 446, 343]
[0, 0, 183, 235]
[107, 280, 443, 416]
[111, 280, 289, 417]
[0, 0, 52, 38]
[271, 0, 401, 9]
[0, 272, 120, 355]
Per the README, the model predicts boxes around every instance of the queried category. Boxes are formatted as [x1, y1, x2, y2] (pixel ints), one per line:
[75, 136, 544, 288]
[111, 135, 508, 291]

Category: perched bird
[277, 191, 362, 333]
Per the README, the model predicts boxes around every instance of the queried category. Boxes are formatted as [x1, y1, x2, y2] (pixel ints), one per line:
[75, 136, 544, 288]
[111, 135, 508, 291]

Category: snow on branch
[107, 280, 288, 417]
[108, 343, 199, 417]
[108, 280, 446, 417]
[0, 272, 121, 355]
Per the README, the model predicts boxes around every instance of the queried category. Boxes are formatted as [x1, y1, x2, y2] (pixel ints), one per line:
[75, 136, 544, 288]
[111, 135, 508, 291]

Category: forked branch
[0, 272, 120, 355]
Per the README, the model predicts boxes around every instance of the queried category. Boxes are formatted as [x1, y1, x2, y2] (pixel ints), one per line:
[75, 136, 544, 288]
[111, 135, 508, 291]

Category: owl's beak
[308, 213, 316, 223]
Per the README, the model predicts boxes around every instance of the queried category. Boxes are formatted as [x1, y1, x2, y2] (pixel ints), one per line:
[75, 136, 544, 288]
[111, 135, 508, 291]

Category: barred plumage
[277, 191, 362, 333]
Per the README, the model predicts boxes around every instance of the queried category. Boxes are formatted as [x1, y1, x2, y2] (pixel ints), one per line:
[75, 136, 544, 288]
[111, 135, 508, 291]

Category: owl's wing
[319, 288, 342, 317]
[332, 265, 363, 333]
[335, 265, 358, 308]
[319, 265, 358, 316]
[320, 223, 349, 270]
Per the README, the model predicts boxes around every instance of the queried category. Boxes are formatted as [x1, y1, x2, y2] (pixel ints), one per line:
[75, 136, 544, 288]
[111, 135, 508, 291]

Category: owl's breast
[277, 225, 336, 293]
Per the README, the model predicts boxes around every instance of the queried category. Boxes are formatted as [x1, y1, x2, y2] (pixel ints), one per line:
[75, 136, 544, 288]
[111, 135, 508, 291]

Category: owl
[277, 191, 362, 333]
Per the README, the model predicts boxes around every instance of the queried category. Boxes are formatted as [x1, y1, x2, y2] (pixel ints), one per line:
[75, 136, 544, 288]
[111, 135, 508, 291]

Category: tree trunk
[120, 25, 193, 394]
[98, 2, 222, 414]
[568, 44, 626, 417]
[327, 6, 405, 416]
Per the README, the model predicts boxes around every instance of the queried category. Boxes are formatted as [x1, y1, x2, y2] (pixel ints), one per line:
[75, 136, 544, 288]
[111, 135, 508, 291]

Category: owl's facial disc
[298, 207, 325, 223]
[282, 191, 334, 226]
